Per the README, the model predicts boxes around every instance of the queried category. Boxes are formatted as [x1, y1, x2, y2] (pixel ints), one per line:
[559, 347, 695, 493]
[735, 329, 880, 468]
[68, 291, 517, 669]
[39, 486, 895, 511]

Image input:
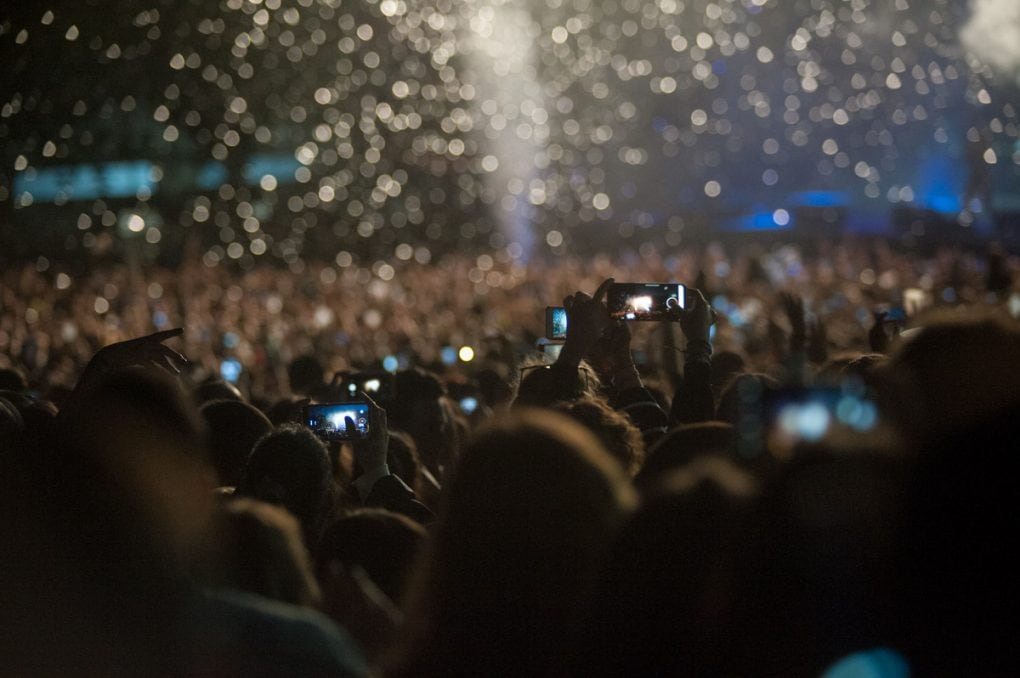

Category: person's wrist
[556, 342, 585, 367]
[684, 338, 712, 363]
[352, 462, 391, 501]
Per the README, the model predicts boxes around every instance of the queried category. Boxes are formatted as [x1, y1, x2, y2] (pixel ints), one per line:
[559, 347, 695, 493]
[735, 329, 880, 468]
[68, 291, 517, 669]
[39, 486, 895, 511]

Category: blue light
[821, 648, 910, 678]
[913, 153, 963, 214]
[440, 346, 458, 366]
[14, 161, 154, 202]
[794, 191, 851, 208]
[382, 355, 399, 373]
[195, 161, 228, 190]
[243, 154, 302, 185]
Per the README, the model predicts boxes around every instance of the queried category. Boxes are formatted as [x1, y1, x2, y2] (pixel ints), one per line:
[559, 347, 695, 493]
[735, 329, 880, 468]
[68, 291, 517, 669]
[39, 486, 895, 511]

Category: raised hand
[558, 278, 614, 367]
[587, 320, 639, 389]
[347, 392, 389, 481]
[679, 288, 715, 344]
[90, 328, 189, 377]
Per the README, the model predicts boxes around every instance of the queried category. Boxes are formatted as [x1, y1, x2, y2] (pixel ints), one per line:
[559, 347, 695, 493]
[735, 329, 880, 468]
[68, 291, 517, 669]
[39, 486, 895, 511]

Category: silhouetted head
[200, 497, 320, 608]
[511, 360, 602, 408]
[389, 368, 453, 476]
[574, 456, 758, 677]
[236, 424, 334, 552]
[200, 399, 274, 487]
[394, 409, 634, 677]
[637, 421, 739, 489]
[317, 508, 426, 606]
[194, 377, 243, 405]
[553, 397, 645, 476]
[877, 311, 1020, 447]
[715, 372, 780, 426]
[0, 367, 27, 393]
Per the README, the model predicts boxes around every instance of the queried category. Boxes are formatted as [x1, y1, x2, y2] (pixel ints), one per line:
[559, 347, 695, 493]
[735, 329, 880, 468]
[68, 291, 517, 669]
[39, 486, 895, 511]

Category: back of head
[390, 368, 452, 475]
[395, 409, 634, 676]
[574, 457, 757, 677]
[236, 424, 333, 551]
[0, 367, 28, 393]
[511, 361, 602, 408]
[194, 378, 244, 405]
[201, 497, 320, 608]
[553, 398, 645, 477]
[716, 372, 780, 426]
[200, 399, 273, 487]
[1, 369, 213, 673]
[637, 421, 738, 489]
[877, 311, 1020, 447]
[317, 508, 426, 605]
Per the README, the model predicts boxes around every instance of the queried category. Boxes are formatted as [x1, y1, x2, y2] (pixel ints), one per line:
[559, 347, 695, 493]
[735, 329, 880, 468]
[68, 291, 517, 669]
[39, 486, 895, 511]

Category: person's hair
[391, 409, 635, 677]
[389, 368, 446, 428]
[235, 424, 335, 552]
[572, 456, 758, 677]
[553, 398, 645, 476]
[194, 378, 244, 405]
[815, 353, 886, 386]
[715, 372, 780, 425]
[265, 397, 307, 426]
[386, 429, 422, 490]
[316, 508, 426, 606]
[3, 370, 213, 674]
[200, 399, 273, 487]
[200, 497, 320, 608]
[511, 359, 602, 408]
[388, 368, 454, 477]
[876, 310, 1020, 447]
[637, 422, 739, 488]
[0, 367, 28, 393]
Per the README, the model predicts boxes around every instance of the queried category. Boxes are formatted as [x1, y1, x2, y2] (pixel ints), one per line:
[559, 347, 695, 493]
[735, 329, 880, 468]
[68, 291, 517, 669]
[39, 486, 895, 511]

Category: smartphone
[342, 371, 395, 404]
[220, 358, 242, 384]
[545, 306, 568, 340]
[607, 283, 686, 321]
[739, 386, 879, 458]
[304, 402, 371, 441]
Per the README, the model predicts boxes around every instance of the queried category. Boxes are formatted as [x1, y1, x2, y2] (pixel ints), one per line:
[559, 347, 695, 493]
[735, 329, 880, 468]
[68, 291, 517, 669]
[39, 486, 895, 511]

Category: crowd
[3, 239, 1017, 402]
[2, 235, 1020, 675]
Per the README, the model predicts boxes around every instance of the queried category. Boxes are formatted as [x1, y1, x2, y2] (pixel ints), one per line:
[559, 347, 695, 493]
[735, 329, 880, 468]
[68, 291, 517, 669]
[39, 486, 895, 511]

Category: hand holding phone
[559, 278, 614, 366]
[346, 394, 390, 485]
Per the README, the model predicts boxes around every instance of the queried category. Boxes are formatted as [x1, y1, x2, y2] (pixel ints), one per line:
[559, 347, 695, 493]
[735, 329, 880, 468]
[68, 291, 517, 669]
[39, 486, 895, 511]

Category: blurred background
[1, 0, 1019, 270]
